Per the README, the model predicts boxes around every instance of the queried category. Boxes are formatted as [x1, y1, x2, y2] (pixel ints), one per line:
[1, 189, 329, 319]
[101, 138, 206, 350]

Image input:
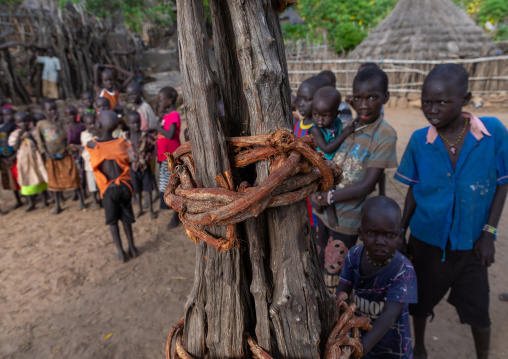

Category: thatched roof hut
[348, 0, 496, 60]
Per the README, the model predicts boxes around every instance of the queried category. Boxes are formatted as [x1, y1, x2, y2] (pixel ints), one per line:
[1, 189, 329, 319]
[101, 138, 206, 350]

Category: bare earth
[1, 106, 507, 359]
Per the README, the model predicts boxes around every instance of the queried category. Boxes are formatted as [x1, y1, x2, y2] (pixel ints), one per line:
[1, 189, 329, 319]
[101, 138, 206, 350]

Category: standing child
[337, 196, 417, 359]
[35, 99, 84, 214]
[35, 47, 60, 100]
[93, 63, 134, 110]
[124, 111, 157, 219]
[79, 113, 100, 208]
[96, 97, 111, 114]
[77, 91, 95, 122]
[9, 112, 48, 211]
[0, 107, 22, 211]
[126, 81, 157, 130]
[157, 86, 181, 227]
[86, 110, 137, 262]
[395, 64, 508, 359]
[65, 105, 86, 197]
[310, 67, 398, 294]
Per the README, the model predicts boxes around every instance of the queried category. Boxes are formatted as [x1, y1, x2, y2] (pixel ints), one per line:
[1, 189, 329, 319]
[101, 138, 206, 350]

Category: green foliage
[60, 0, 175, 34]
[477, 0, 508, 23]
[285, 0, 398, 53]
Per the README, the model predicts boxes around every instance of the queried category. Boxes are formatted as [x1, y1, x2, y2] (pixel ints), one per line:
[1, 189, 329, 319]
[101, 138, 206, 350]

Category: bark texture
[176, 0, 336, 357]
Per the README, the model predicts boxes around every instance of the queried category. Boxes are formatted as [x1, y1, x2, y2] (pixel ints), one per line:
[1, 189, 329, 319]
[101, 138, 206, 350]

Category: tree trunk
[176, 1, 336, 358]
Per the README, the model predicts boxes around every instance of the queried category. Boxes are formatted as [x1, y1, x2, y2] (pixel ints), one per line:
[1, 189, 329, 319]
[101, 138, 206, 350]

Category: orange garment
[87, 138, 132, 198]
[99, 89, 120, 110]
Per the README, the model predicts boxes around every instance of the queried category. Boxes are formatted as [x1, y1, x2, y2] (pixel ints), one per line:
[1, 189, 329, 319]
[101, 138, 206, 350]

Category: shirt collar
[426, 112, 491, 144]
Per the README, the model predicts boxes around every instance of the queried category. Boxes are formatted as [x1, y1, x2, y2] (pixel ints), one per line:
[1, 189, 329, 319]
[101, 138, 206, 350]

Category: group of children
[292, 64, 506, 359]
[0, 64, 183, 262]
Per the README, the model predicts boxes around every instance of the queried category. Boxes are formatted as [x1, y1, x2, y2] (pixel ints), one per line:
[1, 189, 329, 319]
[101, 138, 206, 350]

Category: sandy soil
[1, 106, 507, 359]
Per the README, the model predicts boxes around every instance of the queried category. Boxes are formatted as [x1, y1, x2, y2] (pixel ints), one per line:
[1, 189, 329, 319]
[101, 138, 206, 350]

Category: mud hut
[348, 0, 496, 60]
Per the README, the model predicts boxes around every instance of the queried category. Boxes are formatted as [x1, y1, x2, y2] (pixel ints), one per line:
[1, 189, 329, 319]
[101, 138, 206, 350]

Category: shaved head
[361, 196, 401, 222]
[98, 110, 120, 132]
[424, 64, 469, 95]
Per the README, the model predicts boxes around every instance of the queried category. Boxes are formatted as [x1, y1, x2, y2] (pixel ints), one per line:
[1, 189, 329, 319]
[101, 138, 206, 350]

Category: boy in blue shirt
[337, 196, 417, 358]
[395, 64, 508, 359]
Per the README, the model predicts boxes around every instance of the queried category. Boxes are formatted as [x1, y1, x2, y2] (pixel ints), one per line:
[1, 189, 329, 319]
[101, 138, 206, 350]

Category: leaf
[104, 333, 114, 340]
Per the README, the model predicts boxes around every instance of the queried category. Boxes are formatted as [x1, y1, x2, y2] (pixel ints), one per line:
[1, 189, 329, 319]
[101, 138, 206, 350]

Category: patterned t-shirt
[340, 245, 417, 359]
[314, 115, 398, 234]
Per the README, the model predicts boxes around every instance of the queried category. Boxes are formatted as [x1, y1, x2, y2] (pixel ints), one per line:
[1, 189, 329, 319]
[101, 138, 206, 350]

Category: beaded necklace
[366, 251, 394, 267]
[437, 117, 469, 155]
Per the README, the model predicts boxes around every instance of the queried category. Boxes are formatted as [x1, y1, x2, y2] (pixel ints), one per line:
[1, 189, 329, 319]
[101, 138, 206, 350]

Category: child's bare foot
[12, 202, 23, 210]
[52, 206, 62, 215]
[79, 202, 87, 211]
[25, 203, 35, 212]
[40, 201, 47, 209]
[150, 211, 158, 219]
[136, 210, 144, 218]
[116, 250, 127, 262]
[71, 192, 78, 201]
[413, 346, 428, 359]
[128, 246, 139, 258]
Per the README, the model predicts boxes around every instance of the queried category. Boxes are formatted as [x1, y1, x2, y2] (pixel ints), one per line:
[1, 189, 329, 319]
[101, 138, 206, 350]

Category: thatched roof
[348, 0, 495, 60]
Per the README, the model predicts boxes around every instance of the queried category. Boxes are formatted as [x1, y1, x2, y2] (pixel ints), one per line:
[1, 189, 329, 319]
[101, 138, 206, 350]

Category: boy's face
[101, 70, 114, 91]
[82, 93, 94, 108]
[127, 86, 142, 104]
[312, 99, 338, 128]
[44, 102, 58, 120]
[421, 79, 471, 130]
[158, 93, 172, 114]
[2, 108, 14, 123]
[84, 116, 97, 133]
[359, 209, 400, 264]
[65, 108, 77, 123]
[15, 115, 28, 131]
[97, 100, 110, 113]
[127, 115, 141, 132]
[296, 83, 316, 119]
[352, 78, 389, 124]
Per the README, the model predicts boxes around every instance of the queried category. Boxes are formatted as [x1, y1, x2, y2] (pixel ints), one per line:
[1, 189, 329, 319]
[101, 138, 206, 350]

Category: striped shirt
[315, 116, 398, 235]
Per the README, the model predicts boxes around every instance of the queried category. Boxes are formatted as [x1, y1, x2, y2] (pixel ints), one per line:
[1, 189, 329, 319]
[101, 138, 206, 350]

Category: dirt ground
[1, 106, 508, 359]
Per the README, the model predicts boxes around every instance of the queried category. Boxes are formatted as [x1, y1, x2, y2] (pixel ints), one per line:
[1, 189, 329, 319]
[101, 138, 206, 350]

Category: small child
[8, 112, 48, 211]
[112, 105, 128, 139]
[337, 196, 417, 359]
[309, 87, 355, 160]
[395, 64, 508, 359]
[157, 86, 181, 227]
[126, 81, 157, 130]
[86, 110, 138, 262]
[93, 63, 135, 110]
[293, 76, 329, 137]
[35, 99, 84, 214]
[65, 105, 86, 197]
[77, 91, 95, 122]
[124, 111, 157, 219]
[80, 113, 100, 208]
[0, 107, 22, 211]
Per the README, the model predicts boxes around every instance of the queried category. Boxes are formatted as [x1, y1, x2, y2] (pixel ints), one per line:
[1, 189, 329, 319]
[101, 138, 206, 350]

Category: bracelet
[327, 190, 335, 205]
[483, 224, 498, 236]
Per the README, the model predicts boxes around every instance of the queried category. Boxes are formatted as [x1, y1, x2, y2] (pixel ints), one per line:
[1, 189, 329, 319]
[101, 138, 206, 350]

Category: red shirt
[157, 111, 181, 162]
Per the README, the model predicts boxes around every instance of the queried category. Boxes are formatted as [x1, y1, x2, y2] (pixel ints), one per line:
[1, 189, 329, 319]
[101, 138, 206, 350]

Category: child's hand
[309, 192, 327, 213]
[474, 232, 496, 267]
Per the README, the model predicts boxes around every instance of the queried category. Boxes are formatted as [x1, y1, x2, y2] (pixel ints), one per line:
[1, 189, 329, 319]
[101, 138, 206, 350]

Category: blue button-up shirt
[395, 114, 508, 250]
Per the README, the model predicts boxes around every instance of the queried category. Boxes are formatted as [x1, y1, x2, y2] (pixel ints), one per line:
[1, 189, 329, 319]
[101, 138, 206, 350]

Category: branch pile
[163, 129, 342, 251]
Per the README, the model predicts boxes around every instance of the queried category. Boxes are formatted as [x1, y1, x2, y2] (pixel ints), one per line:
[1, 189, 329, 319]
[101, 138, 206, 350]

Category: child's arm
[310, 123, 356, 154]
[475, 183, 508, 267]
[399, 186, 416, 254]
[157, 123, 177, 140]
[336, 282, 352, 297]
[93, 63, 102, 96]
[361, 302, 405, 354]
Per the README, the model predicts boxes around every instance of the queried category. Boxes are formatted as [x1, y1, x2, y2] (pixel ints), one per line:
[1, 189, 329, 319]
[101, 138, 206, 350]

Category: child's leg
[122, 221, 138, 258]
[76, 188, 86, 210]
[25, 195, 35, 212]
[109, 223, 127, 262]
[472, 326, 490, 359]
[168, 210, 180, 228]
[13, 190, 22, 208]
[41, 190, 48, 208]
[412, 317, 428, 359]
[146, 191, 157, 219]
[52, 191, 62, 215]
[91, 191, 98, 208]
[135, 192, 143, 217]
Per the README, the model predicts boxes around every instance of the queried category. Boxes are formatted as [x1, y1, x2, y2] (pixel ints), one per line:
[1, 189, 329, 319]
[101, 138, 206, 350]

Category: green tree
[283, 0, 398, 53]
